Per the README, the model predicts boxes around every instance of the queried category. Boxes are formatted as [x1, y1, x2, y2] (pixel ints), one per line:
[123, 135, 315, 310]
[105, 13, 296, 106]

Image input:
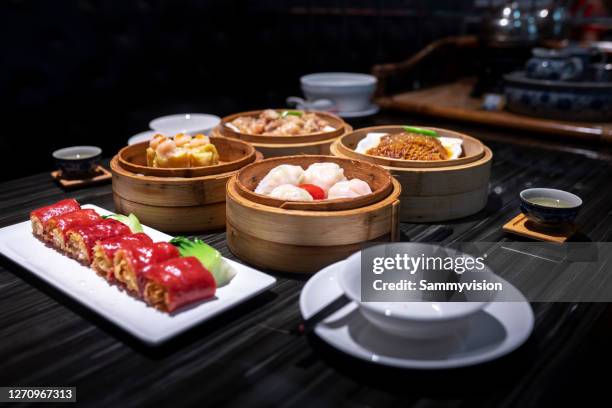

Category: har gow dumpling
[269, 184, 314, 201]
[302, 163, 347, 194]
[255, 164, 305, 195]
[328, 179, 372, 199]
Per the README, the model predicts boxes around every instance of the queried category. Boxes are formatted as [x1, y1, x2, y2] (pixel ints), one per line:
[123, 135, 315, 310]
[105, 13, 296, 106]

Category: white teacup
[338, 251, 488, 339]
[300, 72, 377, 113]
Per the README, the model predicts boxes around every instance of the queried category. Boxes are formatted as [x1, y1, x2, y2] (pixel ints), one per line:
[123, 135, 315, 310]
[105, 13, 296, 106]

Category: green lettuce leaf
[170, 237, 237, 287]
[103, 213, 144, 233]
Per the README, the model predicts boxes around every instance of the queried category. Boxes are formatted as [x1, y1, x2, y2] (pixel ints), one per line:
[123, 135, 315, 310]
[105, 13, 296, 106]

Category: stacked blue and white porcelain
[504, 46, 612, 122]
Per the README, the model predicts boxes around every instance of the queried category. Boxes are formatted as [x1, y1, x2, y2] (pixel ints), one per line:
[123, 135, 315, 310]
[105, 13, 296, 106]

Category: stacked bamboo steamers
[111, 110, 491, 273]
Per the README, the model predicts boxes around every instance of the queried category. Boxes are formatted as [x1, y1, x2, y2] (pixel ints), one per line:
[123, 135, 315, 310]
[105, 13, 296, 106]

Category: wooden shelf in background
[377, 78, 612, 144]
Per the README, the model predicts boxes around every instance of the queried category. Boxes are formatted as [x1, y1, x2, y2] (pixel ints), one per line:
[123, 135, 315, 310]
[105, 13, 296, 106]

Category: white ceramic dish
[0, 204, 276, 345]
[300, 72, 377, 113]
[149, 113, 221, 135]
[336, 104, 380, 118]
[300, 261, 533, 369]
[338, 252, 488, 339]
[128, 130, 158, 145]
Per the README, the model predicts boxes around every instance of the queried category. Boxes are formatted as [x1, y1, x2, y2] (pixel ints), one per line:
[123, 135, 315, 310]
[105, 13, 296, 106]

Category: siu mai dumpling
[146, 133, 219, 168]
[269, 184, 313, 201]
[146, 134, 167, 166]
[328, 179, 372, 199]
[173, 133, 192, 146]
[255, 165, 304, 195]
[152, 140, 191, 168]
[302, 162, 347, 193]
[190, 143, 219, 167]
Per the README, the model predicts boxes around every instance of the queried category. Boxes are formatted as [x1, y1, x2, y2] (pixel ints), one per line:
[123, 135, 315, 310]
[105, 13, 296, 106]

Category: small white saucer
[128, 130, 158, 145]
[149, 113, 221, 135]
[300, 261, 534, 370]
[336, 104, 380, 118]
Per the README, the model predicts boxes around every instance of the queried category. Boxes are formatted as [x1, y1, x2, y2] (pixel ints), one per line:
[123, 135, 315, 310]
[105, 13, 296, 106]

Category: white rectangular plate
[0, 204, 276, 344]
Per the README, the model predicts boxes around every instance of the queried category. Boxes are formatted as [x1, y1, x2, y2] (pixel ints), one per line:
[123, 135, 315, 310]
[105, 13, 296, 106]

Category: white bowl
[128, 130, 158, 145]
[149, 113, 221, 135]
[300, 72, 377, 113]
[338, 251, 488, 339]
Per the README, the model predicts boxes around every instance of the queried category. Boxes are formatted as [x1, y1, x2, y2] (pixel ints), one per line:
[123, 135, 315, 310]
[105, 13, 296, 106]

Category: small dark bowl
[52, 146, 102, 179]
[520, 188, 582, 225]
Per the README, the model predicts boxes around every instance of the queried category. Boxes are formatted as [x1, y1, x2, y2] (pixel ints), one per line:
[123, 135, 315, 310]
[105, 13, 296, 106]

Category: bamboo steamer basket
[330, 126, 492, 222]
[117, 136, 257, 178]
[226, 155, 401, 273]
[211, 109, 353, 158]
[111, 136, 263, 233]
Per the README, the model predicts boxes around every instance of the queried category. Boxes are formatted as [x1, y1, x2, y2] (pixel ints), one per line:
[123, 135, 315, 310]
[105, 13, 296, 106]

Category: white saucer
[336, 104, 379, 118]
[299, 261, 534, 370]
[149, 113, 221, 135]
[128, 130, 158, 145]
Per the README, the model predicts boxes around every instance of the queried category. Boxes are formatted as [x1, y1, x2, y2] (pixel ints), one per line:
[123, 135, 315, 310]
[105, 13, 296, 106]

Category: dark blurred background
[1, 0, 610, 180]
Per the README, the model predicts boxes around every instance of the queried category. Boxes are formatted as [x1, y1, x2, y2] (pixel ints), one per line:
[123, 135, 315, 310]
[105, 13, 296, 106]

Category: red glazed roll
[46, 209, 102, 250]
[92, 233, 153, 279]
[114, 242, 180, 294]
[65, 219, 131, 264]
[30, 199, 80, 237]
[142, 256, 216, 312]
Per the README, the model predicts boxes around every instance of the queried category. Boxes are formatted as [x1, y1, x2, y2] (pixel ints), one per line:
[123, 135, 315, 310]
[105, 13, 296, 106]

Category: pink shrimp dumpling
[327, 178, 372, 199]
[302, 162, 347, 194]
[269, 184, 314, 201]
[254, 164, 305, 195]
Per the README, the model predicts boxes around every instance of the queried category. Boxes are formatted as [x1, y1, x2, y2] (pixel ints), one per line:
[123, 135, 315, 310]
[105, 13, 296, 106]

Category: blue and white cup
[53, 146, 102, 179]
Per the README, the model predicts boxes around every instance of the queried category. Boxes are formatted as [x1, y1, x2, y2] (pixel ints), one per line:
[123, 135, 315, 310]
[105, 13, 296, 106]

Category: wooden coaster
[51, 165, 112, 189]
[502, 213, 577, 243]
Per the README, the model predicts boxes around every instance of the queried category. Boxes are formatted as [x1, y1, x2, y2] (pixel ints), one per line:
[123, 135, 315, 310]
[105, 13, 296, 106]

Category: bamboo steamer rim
[233, 154, 395, 211]
[227, 174, 402, 217]
[117, 135, 257, 178]
[332, 141, 494, 173]
[212, 125, 352, 149]
[218, 109, 348, 143]
[110, 151, 264, 183]
[336, 125, 487, 168]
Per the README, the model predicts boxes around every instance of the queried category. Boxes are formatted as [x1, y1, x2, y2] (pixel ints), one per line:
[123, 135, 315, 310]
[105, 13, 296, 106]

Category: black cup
[52, 146, 102, 179]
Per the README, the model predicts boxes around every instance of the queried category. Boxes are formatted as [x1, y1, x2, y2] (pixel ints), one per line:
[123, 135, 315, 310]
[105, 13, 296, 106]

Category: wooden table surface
[1, 113, 612, 408]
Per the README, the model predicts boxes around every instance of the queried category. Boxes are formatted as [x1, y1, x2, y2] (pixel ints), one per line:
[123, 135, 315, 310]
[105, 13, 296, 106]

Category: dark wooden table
[1, 112, 612, 408]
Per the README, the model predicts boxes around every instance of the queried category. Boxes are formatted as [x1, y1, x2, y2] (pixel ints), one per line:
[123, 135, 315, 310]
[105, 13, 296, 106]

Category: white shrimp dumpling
[255, 164, 305, 195]
[302, 163, 347, 194]
[328, 179, 372, 199]
[269, 184, 313, 201]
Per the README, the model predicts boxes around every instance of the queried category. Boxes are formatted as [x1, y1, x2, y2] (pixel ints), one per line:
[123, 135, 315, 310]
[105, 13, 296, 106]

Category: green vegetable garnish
[402, 126, 438, 137]
[103, 213, 143, 233]
[280, 110, 303, 118]
[170, 237, 237, 287]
